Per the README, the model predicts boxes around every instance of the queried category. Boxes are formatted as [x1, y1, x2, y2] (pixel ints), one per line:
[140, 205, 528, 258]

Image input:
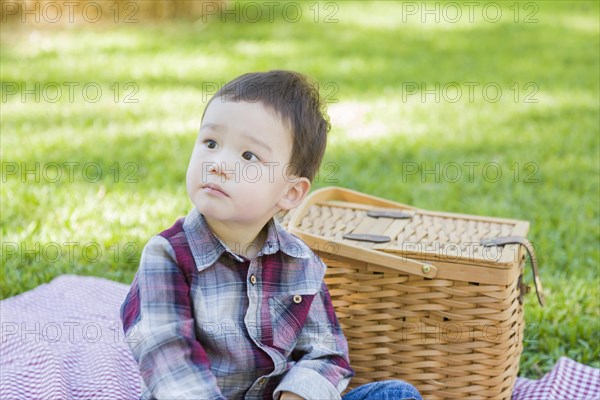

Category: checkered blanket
[1, 275, 598, 399]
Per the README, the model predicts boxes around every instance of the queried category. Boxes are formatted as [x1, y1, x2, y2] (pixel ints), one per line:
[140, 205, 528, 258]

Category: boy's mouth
[202, 183, 229, 197]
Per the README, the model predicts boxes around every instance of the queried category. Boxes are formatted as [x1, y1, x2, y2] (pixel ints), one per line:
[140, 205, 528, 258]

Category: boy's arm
[272, 273, 354, 400]
[120, 236, 226, 400]
[278, 392, 305, 400]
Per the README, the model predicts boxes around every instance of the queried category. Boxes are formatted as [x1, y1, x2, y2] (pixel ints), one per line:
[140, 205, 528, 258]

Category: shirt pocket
[267, 292, 317, 354]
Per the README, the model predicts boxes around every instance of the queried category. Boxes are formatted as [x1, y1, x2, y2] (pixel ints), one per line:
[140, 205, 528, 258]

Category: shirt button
[259, 378, 266, 385]
[293, 294, 302, 304]
[250, 275, 257, 285]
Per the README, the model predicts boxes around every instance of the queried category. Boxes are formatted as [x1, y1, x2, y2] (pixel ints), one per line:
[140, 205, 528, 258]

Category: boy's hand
[278, 391, 305, 400]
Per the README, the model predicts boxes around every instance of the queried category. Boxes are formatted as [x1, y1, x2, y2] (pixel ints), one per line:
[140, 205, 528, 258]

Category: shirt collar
[183, 208, 311, 272]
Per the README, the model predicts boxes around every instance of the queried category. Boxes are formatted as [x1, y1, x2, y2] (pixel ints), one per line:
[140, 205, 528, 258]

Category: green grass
[1, 1, 598, 379]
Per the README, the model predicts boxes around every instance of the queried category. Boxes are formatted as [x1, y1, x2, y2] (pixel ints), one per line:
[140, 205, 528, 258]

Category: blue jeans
[342, 380, 423, 400]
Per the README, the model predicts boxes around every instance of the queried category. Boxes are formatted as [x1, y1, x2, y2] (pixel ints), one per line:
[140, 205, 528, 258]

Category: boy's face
[186, 99, 300, 226]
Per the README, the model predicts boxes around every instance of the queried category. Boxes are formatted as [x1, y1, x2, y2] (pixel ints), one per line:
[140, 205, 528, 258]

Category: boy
[120, 71, 422, 400]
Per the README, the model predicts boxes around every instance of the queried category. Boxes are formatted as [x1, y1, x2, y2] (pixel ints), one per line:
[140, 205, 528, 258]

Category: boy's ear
[278, 177, 311, 211]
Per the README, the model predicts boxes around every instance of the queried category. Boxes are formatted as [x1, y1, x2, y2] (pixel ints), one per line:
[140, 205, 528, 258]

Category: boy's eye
[203, 139, 217, 149]
[242, 151, 259, 161]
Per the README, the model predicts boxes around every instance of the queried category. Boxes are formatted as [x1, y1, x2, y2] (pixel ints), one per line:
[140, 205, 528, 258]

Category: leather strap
[367, 210, 413, 219]
[343, 233, 391, 243]
[480, 235, 545, 307]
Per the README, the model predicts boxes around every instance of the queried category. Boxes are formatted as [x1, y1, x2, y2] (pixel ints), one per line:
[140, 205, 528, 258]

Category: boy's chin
[194, 202, 234, 222]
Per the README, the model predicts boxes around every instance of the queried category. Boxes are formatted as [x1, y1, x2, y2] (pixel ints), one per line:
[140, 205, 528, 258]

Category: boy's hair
[202, 70, 330, 182]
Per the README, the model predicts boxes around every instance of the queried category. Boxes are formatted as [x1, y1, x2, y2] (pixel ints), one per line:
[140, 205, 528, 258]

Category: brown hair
[202, 70, 330, 182]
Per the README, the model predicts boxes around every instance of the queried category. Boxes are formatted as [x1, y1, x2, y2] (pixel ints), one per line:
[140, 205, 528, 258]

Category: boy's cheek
[185, 166, 200, 187]
[262, 162, 289, 182]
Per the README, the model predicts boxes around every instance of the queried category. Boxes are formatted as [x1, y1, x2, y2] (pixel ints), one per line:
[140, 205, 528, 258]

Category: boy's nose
[205, 159, 237, 180]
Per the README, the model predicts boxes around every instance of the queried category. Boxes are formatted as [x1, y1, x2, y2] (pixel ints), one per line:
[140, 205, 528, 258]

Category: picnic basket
[279, 186, 544, 400]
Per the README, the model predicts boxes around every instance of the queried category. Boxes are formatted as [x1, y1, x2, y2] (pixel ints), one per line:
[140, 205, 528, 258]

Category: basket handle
[481, 236, 545, 307]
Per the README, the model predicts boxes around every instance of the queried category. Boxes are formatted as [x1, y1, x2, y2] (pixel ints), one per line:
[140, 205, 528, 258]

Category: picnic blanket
[1, 275, 598, 399]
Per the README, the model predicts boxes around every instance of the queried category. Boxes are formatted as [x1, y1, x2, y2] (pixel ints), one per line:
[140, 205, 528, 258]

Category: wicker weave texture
[302, 204, 522, 267]
[325, 254, 525, 400]
[280, 187, 532, 399]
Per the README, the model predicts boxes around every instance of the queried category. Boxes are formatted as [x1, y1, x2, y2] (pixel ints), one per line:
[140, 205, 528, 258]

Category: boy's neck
[203, 215, 271, 260]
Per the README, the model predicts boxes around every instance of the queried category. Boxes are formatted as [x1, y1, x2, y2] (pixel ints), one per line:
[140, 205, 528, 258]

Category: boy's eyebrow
[241, 134, 273, 154]
[200, 122, 220, 131]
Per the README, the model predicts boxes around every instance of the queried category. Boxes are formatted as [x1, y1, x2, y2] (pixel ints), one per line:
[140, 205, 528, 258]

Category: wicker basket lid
[280, 187, 530, 277]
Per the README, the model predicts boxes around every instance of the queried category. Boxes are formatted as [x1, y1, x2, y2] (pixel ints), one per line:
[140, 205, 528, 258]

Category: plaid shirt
[120, 208, 354, 400]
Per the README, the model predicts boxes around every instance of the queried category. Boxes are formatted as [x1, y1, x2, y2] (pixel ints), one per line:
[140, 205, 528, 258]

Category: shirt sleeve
[120, 235, 226, 400]
[272, 267, 354, 400]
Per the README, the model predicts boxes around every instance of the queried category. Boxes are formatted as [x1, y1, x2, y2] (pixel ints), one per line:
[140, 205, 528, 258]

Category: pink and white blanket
[1, 275, 598, 399]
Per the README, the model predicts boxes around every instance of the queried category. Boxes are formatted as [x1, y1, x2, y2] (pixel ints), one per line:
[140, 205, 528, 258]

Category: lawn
[1, 0, 598, 379]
